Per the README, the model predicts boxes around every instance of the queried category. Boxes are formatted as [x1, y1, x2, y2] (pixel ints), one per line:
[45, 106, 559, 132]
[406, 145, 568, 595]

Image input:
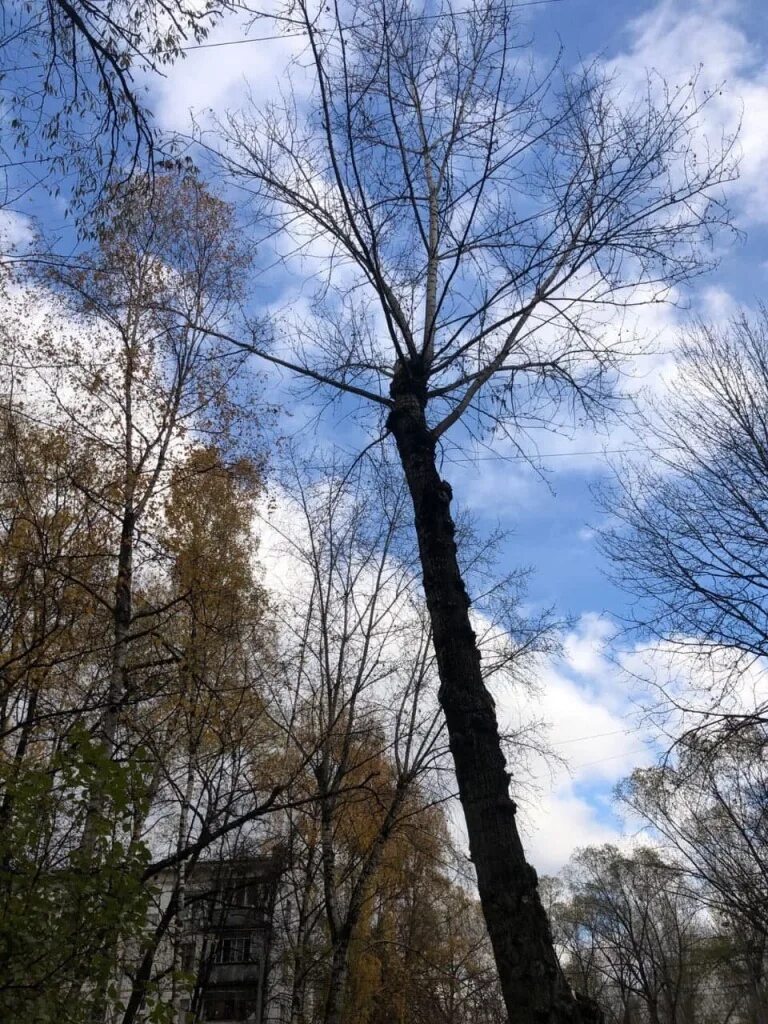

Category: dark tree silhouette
[600, 309, 768, 739]
[200, 0, 735, 1018]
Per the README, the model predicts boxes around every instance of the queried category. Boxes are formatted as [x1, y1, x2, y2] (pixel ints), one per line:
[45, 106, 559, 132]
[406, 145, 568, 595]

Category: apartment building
[122, 849, 291, 1024]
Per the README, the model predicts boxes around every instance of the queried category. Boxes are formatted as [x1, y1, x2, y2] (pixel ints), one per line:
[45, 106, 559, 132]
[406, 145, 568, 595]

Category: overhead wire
[445, 445, 679, 464]
[0, 0, 567, 76]
[550, 726, 644, 747]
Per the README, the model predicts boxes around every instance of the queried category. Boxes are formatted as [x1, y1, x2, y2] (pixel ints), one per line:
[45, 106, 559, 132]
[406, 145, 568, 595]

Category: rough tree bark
[388, 363, 600, 1024]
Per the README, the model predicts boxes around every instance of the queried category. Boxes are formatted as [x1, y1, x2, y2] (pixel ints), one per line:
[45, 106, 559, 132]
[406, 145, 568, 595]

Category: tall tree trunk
[320, 779, 409, 1024]
[387, 371, 600, 1024]
[80, 504, 135, 863]
[120, 891, 179, 1024]
[323, 941, 351, 1024]
[103, 505, 136, 752]
[80, 505, 137, 1023]
[289, 839, 318, 1024]
[170, 757, 196, 1022]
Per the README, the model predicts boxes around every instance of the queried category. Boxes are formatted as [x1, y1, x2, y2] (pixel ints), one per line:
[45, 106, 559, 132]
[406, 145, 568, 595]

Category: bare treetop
[220, 0, 735, 444]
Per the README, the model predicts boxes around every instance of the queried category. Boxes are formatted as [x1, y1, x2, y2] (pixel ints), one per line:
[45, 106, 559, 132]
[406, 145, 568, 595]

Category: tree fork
[386, 365, 600, 1024]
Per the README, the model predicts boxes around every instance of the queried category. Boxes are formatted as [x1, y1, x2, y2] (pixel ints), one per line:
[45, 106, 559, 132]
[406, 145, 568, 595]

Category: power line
[551, 727, 641, 747]
[446, 445, 678, 464]
[1, 0, 567, 76]
[1, 29, 307, 75]
[527, 741, 655, 784]
[574, 745, 652, 771]
[523, 726, 655, 781]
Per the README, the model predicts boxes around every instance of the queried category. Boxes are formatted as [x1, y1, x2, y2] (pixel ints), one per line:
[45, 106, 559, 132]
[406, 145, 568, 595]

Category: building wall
[116, 854, 291, 1024]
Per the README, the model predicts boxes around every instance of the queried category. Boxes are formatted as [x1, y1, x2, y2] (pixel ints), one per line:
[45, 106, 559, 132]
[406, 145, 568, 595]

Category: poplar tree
[209, 0, 736, 1017]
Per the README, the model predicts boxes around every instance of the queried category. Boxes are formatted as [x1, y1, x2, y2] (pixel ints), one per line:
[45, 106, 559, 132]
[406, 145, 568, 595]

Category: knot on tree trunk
[390, 356, 428, 406]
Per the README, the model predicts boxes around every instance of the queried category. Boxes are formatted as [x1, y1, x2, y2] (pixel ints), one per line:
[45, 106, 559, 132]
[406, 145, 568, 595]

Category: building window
[214, 933, 258, 965]
[202, 990, 259, 1022]
[240, 883, 265, 907]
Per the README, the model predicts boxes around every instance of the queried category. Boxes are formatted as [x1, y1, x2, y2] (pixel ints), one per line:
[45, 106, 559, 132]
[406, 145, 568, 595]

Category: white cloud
[493, 613, 661, 872]
[0, 209, 34, 251]
[609, 0, 768, 223]
[152, 11, 310, 132]
[562, 612, 614, 681]
[526, 788, 621, 875]
[452, 452, 540, 515]
[619, 637, 768, 738]
[699, 284, 740, 321]
[502, 609, 768, 873]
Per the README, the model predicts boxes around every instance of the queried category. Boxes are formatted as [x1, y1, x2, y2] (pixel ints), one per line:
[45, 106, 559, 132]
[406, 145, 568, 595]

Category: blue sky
[3, 0, 768, 871]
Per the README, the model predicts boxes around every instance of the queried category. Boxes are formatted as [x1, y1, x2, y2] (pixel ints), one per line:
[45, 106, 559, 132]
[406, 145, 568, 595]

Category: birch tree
[27, 170, 254, 776]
